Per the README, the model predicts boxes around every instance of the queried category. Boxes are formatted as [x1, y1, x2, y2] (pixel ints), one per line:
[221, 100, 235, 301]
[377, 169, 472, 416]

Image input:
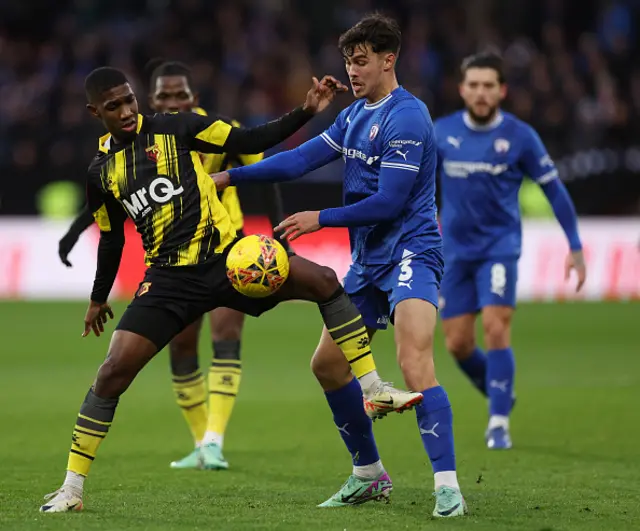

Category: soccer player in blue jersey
[213, 14, 466, 517]
[435, 52, 587, 450]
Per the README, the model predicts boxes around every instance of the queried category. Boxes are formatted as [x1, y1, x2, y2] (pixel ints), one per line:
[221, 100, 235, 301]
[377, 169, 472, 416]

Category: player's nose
[121, 107, 135, 120]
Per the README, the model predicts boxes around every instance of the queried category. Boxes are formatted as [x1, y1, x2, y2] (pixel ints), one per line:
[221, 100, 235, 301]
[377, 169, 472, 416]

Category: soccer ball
[226, 234, 290, 298]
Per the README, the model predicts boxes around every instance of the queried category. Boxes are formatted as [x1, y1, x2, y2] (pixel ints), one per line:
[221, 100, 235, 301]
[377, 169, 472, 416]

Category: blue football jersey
[435, 111, 558, 261]
[321, 86, 441, 265]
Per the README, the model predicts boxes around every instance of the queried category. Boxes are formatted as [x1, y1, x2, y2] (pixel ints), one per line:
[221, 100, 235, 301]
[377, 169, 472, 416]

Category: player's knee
[314, 266, 341, 300]
[444, 332, 475, 360]
[482, 316, 511, 349]
[94, 356, 134, 398]
[210, 321, 243, 342]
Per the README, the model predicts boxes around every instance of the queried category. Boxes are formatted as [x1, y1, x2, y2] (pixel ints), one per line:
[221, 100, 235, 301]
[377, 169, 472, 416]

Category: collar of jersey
[97, 114, 144, 153]
[364, 91, 395, 110]
[463, 111, 504, 132]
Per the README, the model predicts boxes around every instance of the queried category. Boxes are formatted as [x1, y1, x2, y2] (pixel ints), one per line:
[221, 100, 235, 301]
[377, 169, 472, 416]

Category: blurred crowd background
[1, 0, 639, 216]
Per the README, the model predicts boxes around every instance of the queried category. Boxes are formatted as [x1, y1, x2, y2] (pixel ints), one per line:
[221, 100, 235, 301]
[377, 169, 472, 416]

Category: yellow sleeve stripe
[195, 120, 232, 147]
[93, 204, 111, 232]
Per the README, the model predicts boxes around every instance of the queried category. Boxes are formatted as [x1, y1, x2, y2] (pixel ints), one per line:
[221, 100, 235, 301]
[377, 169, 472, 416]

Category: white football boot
[40, 486, 83, 513]
[363, 381, 423, 420]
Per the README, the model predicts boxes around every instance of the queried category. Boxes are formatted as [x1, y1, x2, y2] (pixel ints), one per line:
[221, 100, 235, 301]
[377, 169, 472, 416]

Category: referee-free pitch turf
[1, 301, 639, 531]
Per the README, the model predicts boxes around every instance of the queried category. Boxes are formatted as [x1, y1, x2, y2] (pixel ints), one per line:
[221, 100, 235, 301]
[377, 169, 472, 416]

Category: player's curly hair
[85, 67, 129, 103]
[338, 13, 401, 58]
[461, 51, 506, 84]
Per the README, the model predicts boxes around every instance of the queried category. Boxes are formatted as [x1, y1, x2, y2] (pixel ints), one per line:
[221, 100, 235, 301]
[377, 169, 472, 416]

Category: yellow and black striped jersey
[87, 105, 312, 302]
[87, 112, 239, 268]
[193, 107, 263, 231]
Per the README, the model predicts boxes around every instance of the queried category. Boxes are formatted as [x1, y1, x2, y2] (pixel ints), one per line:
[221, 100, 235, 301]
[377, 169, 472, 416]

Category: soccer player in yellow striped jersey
[148, 61, 292, 470]
[56, 60, 294, 470]
[41, 66, 386, 513]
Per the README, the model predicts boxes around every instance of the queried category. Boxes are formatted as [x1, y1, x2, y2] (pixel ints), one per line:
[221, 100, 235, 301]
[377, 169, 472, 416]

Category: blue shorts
[439, 258, 518, 319]
[343, 249, 444, 330]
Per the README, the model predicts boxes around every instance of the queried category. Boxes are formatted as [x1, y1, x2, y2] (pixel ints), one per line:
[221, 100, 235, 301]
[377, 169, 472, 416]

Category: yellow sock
[207, 358, 241, 436]
[67, 389, 118, 477]
[172, 370, 208, 444]
[329, 317, 376, 378]
[320, 291, 377, 378]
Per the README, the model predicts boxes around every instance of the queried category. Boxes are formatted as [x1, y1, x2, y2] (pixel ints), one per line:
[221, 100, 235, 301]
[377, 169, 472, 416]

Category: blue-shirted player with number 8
[213, 13, 466, 518]
[435, 52, 587, 450]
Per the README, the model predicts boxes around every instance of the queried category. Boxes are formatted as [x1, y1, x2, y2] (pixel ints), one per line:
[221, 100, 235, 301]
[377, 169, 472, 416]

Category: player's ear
[86, 103, 99, 119]
[192, 91, 200, 107]
[384, 53, 396, 71]
[147, 93, 156, 111]
[499, 83, 508, 100]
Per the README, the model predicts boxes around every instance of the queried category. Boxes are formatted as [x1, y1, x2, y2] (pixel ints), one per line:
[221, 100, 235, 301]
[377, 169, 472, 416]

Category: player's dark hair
[338, 13, 401, 58]
[143, 57, 167, 90]
[149, 61, 194, 91]
[85, 67, 129, 103]
[461, 52, 506, 84]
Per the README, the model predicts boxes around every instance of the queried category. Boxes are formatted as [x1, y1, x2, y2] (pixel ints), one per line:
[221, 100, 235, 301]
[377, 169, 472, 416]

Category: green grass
[1, 301, 639, 530]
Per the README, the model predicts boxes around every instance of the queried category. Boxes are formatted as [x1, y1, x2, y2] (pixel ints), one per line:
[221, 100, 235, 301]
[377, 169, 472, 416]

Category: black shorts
[116, 239, 279, 350]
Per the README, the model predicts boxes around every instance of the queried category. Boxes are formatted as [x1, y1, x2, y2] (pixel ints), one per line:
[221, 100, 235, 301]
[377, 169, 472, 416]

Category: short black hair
[338, 13, 401, 58]
[143, 57, 167, 90]
[85, 67, 129, 103]
[149, 61, 193, 92]
[461, 52, 506, 84]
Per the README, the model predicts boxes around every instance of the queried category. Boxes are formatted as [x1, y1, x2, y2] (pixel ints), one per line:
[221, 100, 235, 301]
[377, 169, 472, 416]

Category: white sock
[359, 370, 381, 394]
[434, 470, 460, 490]
[353, 459, 385, 479]
[201, 431, 224, 447]
[63, 471, 85, 492]
[488, 415, 509, 431]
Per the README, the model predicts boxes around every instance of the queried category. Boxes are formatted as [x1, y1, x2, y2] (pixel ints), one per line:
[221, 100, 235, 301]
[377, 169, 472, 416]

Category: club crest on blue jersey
[494, 138, 510, 153]
[369, 124, 379, 141]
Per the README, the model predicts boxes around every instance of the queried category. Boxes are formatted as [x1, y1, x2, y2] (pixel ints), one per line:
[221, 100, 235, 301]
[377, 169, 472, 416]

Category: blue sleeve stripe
[380, 161, 420, 172]
[536, 169, 558, 184]
[320, 133, 342, 153]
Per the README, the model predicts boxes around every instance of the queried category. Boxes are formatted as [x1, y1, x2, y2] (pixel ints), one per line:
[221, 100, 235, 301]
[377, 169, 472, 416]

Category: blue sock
[325, 378, 380, 466]
[486, 347, 515, 416]
[415, 386, 456, 473]
[457, 347, 488, 396]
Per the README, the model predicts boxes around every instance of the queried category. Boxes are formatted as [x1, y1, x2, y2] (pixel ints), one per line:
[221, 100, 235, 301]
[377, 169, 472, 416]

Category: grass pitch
[1, 301, 638, 530]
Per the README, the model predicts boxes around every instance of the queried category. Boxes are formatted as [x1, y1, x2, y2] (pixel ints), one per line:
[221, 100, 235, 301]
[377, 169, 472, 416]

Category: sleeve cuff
[318, 209, 335, 227]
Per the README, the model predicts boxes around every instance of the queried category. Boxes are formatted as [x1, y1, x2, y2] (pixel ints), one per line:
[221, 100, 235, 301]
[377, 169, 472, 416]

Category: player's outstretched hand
[211, 171, 231, 192]
[274, 211, 321, 242]
[565, 250, 587, 292]
[83, 300, 115, 338]
[303, 75, 348, 115]
[58, 234, 78, 267]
